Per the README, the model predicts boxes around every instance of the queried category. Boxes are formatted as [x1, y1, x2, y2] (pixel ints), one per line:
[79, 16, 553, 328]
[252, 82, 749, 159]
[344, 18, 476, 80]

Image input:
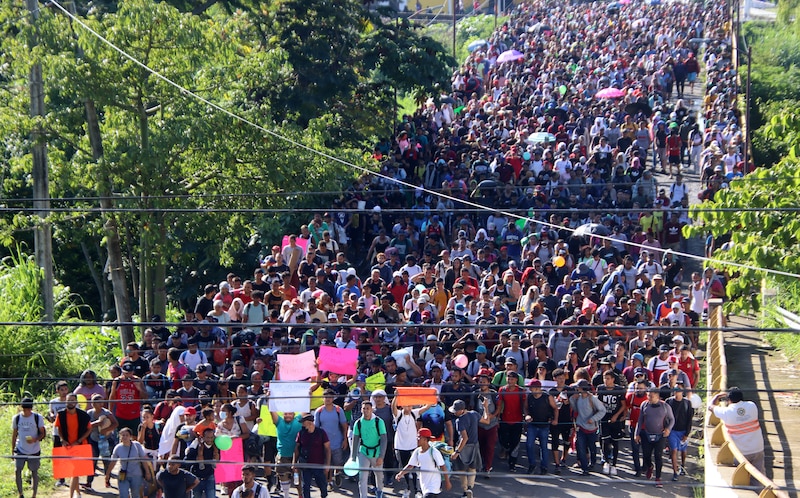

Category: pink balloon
[454, 354, 469, 369]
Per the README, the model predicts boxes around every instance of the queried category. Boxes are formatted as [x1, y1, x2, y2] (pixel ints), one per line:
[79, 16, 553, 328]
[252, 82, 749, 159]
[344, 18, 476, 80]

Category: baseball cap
[505, 357, 517, 365]
[121, 362, 134, 372]
[659, 344, 671, 352]
[356, 374, 367, 382]
[633, 367, 648, 377]
[449, 400, 466, 414]
[668, 355, 678, 363]
[632, 353, 644, 362]
[418, 428, 433, 438]
[426, 334, 438, 341]
[673, 335, 685, 343]
[528, 379, 542, 388]
[575, 379, 592, 391]
[184, 406, 197, 416]
[476, 345, 488, 354]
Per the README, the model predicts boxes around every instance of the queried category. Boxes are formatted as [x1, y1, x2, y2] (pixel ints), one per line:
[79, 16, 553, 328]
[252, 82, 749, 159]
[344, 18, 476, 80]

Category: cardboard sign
[268, 381, 311, 413]
[395, 387, 437, 407]
[277, 349, 317, 381]
[318, 346, 358, 375]
[257, 405, 278, 437]
[214, 437, 244, 482]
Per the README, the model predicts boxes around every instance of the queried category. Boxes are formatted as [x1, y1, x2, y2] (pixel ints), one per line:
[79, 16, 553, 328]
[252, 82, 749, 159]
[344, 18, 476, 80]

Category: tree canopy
[0, 0, 451, 338]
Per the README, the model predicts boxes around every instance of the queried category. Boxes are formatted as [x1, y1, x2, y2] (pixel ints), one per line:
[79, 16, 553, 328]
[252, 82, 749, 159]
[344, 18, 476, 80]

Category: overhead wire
[43, 0, 800, 282]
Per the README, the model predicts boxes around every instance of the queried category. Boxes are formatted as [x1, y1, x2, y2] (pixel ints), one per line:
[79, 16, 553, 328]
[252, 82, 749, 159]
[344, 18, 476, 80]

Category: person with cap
[523, 379, 558, 475]
[676, 344, 700, 388]
[497, 367, 526, 472]
[449, 399, 481, 498]
[351, 400, 389, 498]
[623, 353, 648, 384]
[569, 379, 606, 475]
[635, 388, 675, 488]
[657, 360, 691, 395]
[391, 395, 433, 498]
[465, 345, 495, 378]
[13, 396, 46, 498]
[268, 410, 303, 498]
[110, 360, 148, 433]
[395, 427, 451, 497]
[708, 387, 766, 477]
[626, 376, 650, 477]
[597, 370, 627, 476]
[665, 383, 693, 481]
[294, 413, 331, 498]
[648, 345, 672, 385]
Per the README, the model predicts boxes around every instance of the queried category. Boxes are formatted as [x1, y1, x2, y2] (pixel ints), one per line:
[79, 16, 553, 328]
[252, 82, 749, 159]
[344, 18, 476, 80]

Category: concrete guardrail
[704, 298, 789, 498]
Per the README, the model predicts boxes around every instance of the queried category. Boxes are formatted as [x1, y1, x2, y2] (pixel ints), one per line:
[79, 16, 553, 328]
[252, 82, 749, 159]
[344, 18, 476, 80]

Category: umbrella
[497, 49, 524, 64]
[440, 96, 456, 105]
[606, 2, 621, 12]
[525, 132, 557, 145]
[467, 39, 488, 52]
[619, 0, 631, 4]
[595, 87, 626, 99]
[546, 107, 568, 123]
[625, 101, 653, 117]
[572, 223, 611, 238]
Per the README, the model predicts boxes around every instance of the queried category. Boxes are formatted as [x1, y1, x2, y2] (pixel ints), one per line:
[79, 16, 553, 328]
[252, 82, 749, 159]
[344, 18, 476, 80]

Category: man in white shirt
[395, 428, 451, 497]
[709, 387, 766, 476]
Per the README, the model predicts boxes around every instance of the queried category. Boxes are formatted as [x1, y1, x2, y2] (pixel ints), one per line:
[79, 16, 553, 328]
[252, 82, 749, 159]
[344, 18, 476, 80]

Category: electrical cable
[43, 0, 800, 281]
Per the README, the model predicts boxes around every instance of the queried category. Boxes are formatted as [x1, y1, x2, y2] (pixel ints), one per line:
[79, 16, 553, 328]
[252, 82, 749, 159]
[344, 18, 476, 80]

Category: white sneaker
[610, 466, 618, 476]
[602, 462, 610, 475]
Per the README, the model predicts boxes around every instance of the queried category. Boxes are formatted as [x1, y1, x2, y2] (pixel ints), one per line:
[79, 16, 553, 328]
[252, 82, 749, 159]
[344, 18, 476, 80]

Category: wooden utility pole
[27, 0, 54, 322]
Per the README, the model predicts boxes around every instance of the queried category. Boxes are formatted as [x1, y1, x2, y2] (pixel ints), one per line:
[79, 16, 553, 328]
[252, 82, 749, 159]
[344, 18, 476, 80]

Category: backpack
[236, 482, 263, 498]
[245, 433, 264, 458]
[13, 413, 42, 445]
[356, 416, 383, 457]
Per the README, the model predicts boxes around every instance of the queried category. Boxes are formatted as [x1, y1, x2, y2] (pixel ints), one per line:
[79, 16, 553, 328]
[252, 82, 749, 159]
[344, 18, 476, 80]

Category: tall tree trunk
[80, 240, 108, 315]
[84, 99, 134, 346]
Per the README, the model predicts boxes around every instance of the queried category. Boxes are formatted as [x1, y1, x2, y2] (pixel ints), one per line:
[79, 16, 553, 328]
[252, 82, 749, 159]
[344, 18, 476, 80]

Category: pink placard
[281, 235, 310, 254]
[277, 349, 317, 380]
[318, 346, 358, 376]
[214, 437, 243, 483]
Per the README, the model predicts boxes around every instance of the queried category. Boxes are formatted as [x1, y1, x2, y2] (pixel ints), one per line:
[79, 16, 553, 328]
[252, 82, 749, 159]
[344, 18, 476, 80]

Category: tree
[684, 156, 800, 312]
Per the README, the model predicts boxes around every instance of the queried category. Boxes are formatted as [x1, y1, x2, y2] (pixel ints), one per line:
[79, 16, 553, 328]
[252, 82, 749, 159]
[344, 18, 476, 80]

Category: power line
[43, 0, 800, 283]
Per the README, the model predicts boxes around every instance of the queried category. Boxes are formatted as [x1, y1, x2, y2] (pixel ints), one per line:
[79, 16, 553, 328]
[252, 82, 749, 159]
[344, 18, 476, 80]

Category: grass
[760, 278, 800, 361]
[0, 405, 56, 497]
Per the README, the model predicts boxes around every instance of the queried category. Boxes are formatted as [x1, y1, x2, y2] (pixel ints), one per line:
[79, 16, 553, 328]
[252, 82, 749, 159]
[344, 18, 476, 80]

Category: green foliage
[742, 21, 800, 165]
[0, 246, 88, 395]
[425, 14, 506, 66]
[761, 278, 800, 360]
[684, 161, 800, 313]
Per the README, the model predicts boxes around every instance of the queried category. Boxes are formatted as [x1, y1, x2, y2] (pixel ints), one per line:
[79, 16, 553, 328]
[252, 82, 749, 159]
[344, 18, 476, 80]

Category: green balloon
[215, 435, 233, 451]
[515, 218, 527, 231]
[559, 85, 567, 95]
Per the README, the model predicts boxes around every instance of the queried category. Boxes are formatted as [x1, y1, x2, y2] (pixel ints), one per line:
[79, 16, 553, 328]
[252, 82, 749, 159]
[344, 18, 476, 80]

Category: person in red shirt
[666, 127, 682, 177]
[109, 361, 148, 433]
[676, 345, 700, 388]
[625, 379, 649, 477]
[497, 371, 526, 472]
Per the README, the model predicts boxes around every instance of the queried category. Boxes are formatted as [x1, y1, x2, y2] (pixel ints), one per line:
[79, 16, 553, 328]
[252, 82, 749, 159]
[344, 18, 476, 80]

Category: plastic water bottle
[98, 435, 110, 457]
[293, 471, 300, 486]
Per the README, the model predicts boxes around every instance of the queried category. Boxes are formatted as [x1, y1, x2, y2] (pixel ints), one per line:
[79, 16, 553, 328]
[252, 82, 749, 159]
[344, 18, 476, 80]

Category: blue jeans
[575, 430, 598, 472]
[193, 476, 216, 498]
[302, 468, 328, 498]
[525, 425, 551, 471]
[119, 475, 143, 498]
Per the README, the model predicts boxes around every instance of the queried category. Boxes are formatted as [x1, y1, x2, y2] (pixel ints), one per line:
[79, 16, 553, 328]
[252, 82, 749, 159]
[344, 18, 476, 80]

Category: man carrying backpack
[395, 428, 452, 498]
[351, 401, 388, 498]
[294, 414, 331, 498]
[12, 397, 46, 498]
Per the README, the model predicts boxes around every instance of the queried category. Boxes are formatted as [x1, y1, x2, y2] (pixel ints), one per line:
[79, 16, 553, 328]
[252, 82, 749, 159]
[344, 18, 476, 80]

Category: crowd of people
[11, 0, 757, 496]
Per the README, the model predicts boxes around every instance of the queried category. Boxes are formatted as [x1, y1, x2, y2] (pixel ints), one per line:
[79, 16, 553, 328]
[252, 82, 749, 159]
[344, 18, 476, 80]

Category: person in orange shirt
[55, 393, 92, 498]
[193, 407, 217, 438]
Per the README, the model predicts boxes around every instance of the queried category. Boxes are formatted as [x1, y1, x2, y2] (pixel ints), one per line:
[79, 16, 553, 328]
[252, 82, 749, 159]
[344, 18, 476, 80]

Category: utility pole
[452, 0, 457, 62]
[27, 0, 54, 322]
